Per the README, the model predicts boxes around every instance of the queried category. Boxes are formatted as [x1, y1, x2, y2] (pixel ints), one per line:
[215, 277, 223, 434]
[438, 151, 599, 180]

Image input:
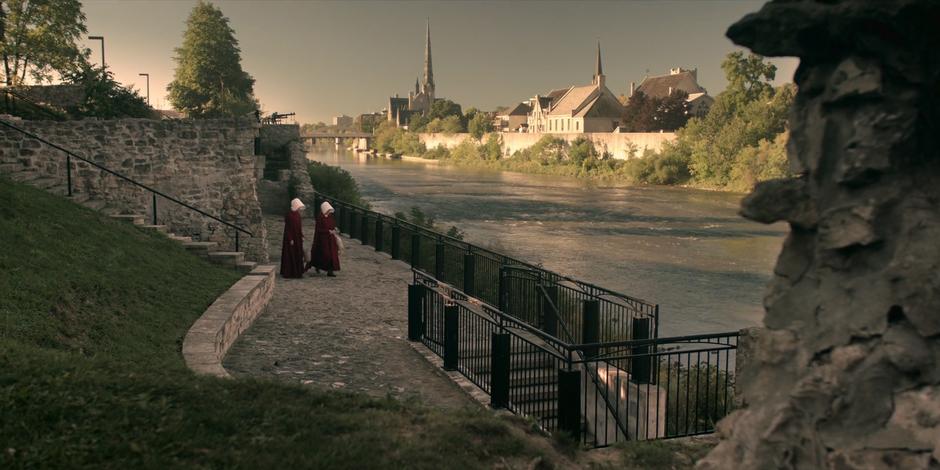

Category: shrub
[307, 161, 369, 208]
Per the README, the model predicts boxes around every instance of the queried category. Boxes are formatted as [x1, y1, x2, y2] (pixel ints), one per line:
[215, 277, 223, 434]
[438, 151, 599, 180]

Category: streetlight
[88, 35, 105, 69]
[138, 73, 150, 105]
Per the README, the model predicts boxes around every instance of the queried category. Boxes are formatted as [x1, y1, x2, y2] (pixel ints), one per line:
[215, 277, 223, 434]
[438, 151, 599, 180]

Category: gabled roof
[635, 70, 706, 99]
[546, 88, 569, 100]
[507, 102, 531, 116]
[548, 85, 598, 116]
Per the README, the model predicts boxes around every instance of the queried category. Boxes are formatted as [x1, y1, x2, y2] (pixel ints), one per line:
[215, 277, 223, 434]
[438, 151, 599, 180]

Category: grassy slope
[0, 178, 575, 469]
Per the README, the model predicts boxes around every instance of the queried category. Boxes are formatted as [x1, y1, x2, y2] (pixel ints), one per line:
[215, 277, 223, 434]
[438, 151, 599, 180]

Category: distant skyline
[82, 0, 797, 124]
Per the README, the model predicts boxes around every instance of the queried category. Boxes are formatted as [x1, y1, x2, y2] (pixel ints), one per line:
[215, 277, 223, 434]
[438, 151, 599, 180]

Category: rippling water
[308, 146, 787, 337]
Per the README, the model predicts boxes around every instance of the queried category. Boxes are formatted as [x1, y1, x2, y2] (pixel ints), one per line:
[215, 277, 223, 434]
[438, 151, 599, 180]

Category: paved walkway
[223, 215, 474, 409]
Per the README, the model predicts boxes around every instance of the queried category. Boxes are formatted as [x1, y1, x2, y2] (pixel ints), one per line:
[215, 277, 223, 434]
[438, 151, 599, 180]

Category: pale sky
[82, 0, 797, 124]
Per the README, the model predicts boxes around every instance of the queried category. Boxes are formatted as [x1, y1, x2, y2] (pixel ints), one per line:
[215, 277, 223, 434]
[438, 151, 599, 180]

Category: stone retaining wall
[0, 117, 269, 261]
[182, 264, 277, 377]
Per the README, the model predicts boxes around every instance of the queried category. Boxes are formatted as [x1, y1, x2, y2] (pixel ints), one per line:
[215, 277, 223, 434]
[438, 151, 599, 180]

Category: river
[307, 146, 787, 337]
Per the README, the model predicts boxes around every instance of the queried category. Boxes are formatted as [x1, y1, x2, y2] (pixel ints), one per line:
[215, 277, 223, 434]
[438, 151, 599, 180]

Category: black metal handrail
[1, 88, 66, 120]
[0, 118, 253, 250]
[315, 190, 659, 340]
[409, 270, 739, 447]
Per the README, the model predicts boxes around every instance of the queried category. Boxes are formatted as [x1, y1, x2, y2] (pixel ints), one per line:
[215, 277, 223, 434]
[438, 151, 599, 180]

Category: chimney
[630, 81, 636, 97]
[691, 68, 698, 81]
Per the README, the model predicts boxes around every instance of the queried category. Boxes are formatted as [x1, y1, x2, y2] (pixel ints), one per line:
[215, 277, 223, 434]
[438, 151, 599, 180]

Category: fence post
[582, 300, 600, 360]
[407, 284, 424, 341]
[435, 239, 445, 279]
[66, 154, 72, 197]
[541, 285, 559, 338]
[631, 317, 652, 384]
[391, 225, 401, 260]
[558, 368, 582, 441]
[151, 192, 157, 225]
[411, 233, 421, 268]
[490, 333, 510, 408]
[444, 304, 459, 371]
[360, 213, 368, 244]
[374, 219, 384, 252]
[498, 265, 507, 313]
[463, 252, 475, 297]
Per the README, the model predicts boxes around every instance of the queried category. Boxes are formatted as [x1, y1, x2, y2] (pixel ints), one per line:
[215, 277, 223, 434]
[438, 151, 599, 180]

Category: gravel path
[223, 215, 474, 409]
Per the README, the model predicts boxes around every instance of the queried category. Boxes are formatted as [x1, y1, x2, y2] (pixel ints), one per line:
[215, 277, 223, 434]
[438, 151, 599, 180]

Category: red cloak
[280, 210, 305, 278]
[307, 211, 340, 272]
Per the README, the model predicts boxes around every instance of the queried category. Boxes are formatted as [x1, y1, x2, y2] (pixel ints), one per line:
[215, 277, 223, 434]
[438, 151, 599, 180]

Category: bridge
[300, 132, 373, 142]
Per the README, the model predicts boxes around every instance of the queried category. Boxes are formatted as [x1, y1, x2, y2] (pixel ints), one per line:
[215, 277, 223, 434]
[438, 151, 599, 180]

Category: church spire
[594, 41, 605, 87]
[423, 19, 434, 93]
[415, 76, 420, 94]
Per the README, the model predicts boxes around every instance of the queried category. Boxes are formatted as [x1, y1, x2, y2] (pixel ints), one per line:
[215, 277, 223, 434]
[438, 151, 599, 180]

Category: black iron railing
[315, 191, 659, 343]
[0, 118, 253, 251]
[409, 269, 737, 448]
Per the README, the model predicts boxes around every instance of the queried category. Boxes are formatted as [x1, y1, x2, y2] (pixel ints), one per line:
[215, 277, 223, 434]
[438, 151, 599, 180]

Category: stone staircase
[1, 155, 258, 273]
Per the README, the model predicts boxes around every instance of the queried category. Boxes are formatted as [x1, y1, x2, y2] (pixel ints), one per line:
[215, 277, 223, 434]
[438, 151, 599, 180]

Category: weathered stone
[699, 1, 940, 468]
[740, 177, 817, 229]
[0, 118, 269, 262]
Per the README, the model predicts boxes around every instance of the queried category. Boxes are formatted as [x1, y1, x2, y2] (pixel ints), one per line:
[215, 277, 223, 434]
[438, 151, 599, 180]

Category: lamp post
[88, 35, 105, 69]
[138, 73, 150, 105]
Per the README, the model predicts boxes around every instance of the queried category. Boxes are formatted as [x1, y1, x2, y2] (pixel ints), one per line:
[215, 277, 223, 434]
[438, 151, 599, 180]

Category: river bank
[310, 146, 786, 337]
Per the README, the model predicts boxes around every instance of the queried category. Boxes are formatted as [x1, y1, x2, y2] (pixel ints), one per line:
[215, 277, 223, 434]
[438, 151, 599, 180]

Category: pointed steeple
[423, 19, 434, 93]
[415, 76, 420, 94]
[593, 41, 605, 87]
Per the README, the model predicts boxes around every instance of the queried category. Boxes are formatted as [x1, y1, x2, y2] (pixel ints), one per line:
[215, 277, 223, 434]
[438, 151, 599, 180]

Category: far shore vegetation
[370, 52, 793, 193]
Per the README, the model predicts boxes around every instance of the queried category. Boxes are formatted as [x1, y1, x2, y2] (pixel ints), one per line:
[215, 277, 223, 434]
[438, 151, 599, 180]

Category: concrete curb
[182, 264, 277, 378]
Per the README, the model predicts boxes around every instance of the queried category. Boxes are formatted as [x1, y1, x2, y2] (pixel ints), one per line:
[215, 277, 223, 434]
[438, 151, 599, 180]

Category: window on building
[576, 121, 580, 131]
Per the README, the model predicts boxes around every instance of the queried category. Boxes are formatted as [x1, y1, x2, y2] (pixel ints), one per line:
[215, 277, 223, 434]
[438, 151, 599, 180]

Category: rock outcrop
[699, 1, 940, 468]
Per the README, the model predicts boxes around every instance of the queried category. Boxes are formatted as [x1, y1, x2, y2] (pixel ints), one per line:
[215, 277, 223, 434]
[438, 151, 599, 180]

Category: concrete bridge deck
[223, 214, 473, 409]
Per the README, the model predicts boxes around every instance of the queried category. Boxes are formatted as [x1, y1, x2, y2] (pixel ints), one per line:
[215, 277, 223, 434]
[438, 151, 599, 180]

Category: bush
[61, 65, 157, 119]
[622, 148, 692, 185]
[307, 161, 370, 208]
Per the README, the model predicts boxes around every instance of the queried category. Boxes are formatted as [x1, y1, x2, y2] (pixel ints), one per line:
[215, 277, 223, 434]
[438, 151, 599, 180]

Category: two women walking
[279, 198, 341, 279]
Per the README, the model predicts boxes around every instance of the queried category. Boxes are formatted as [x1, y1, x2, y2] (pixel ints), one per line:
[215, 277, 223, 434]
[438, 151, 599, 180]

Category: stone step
[32, 177, 58, 190]
[80, 199, 108, 211]
[182, 241, 218, 255]
[140, 224, 168, 233]
[109, 214, 146, 226]
[0, 162, 23, 173]
[65, 193, 91, 204]
[168, 233, 193, 243]
[207, 251, 245, 266]
[8, 170, 40, 182]
[236, 261, 258, 273]
[510, 384, 558, 403]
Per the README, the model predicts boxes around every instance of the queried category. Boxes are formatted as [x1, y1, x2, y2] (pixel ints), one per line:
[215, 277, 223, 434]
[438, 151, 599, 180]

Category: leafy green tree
[0, 0, 88, 85]
[621, 91, 690, 132]
[167, 1, 257, 118]
[482, 133, 502, 160]
[62, 64, 154, 119]
[719, 51, 776, 114]
[468, 112, 492, 139]
[428, 99, 462, 120]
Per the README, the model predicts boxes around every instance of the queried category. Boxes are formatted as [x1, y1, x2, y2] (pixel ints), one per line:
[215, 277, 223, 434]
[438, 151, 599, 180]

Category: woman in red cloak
[280, 198, 307, 278]
[306, 201, 341, 277]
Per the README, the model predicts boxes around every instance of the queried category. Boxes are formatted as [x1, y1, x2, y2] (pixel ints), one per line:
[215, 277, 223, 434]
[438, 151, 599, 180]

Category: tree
[468, 112, 491, 139]
[167, 1, 257, 118]
[0, 0, 88, 86]
[621, 91, 690, 132]
[62, 64, 154, 119]
[428, 99, 462, 120]
[719, 51, 776, 114]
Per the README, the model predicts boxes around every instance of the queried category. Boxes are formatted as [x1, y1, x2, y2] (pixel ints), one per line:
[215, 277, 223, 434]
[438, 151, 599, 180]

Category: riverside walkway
[223, 215, 474, 409]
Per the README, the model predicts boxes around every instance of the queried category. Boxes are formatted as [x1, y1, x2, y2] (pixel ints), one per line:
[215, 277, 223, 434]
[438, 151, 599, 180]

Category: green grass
[0, 177, 576, 468]
[617, 439, 715, 470]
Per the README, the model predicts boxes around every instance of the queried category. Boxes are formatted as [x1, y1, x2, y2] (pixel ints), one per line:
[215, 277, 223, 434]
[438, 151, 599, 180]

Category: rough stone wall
[287, 140, 316, 217]
[699, 1, 940, 469]
[257, 123, 315, 216]
[258, 124, 300, 155]
[418, 131, 676, 159]
[0, 118, 269, 262]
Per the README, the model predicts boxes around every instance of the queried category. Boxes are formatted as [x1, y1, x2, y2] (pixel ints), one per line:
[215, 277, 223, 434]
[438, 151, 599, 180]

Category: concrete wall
[0, 117, 269, 261]
[418, 131, 676, 160]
